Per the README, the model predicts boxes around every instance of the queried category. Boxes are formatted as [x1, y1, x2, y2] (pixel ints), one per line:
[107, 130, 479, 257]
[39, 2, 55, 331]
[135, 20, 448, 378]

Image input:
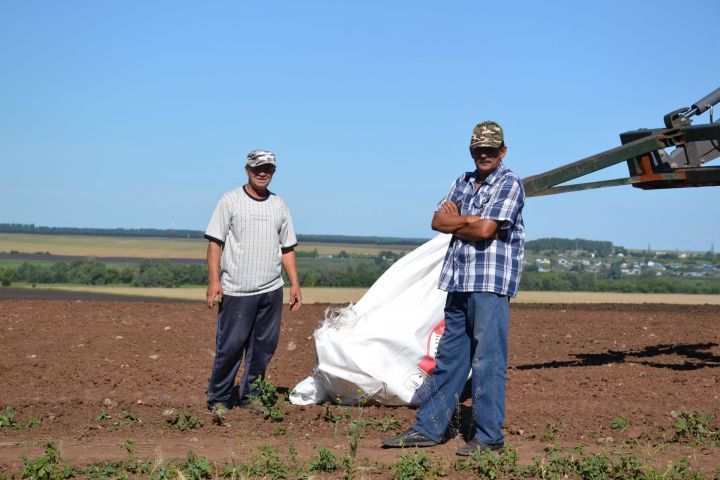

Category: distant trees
[519, 271, 720, 294]
[525, 238, 615, 257]
[6, 259, 207, 288]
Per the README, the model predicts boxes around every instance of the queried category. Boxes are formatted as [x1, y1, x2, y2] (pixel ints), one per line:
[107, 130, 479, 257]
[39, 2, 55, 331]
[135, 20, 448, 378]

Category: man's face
[470, 145, 506, 177]
[246, 163, 276, 190]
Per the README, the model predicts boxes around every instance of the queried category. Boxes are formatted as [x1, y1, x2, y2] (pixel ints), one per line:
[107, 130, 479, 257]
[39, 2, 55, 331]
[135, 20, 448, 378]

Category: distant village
[525, 245, 719, 279]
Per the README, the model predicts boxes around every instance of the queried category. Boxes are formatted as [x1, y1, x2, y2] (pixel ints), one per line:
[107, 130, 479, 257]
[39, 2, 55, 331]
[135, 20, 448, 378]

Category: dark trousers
[207, 288, 283, 407]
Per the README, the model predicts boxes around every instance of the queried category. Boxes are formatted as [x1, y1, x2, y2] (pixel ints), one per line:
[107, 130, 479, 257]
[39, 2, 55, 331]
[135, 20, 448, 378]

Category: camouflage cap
[469, 121, 504, 148]
[246, 150, 276, 167]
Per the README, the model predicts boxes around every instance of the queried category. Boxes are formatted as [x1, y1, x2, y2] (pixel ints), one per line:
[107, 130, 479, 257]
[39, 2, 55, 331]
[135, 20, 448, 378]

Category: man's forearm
[281, 249, 300, 287]
[454, 218, 500, 241]
[431, 211, 481, 234]
[207, 242, 222, 282]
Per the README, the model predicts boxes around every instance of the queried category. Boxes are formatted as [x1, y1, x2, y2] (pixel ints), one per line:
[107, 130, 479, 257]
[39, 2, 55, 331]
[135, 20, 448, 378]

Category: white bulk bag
[290, 234, 452, 406]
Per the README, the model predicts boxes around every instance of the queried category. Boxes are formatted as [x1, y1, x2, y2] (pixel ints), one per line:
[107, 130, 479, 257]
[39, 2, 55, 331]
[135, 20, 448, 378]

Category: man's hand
[440, 201, 460, 215]
[289, 286, 302, 312]
[206, 280, 223, 309]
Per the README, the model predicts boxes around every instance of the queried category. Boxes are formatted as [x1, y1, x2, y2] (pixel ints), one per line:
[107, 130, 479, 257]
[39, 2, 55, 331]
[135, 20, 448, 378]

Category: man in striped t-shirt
[204, 150, 302, 413]
[384, 121, 525, 456]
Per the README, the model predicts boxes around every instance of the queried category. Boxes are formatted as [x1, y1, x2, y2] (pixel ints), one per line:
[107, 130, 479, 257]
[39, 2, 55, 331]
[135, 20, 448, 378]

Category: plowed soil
[1, 299, 719, 477]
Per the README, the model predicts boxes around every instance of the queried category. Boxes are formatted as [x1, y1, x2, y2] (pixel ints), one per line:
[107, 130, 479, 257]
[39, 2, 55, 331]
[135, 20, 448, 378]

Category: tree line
[2, 257, 719, 293]
[1, 260, 207, 288]
[525, 238, 618, 256]
[0, 223, 426, 245]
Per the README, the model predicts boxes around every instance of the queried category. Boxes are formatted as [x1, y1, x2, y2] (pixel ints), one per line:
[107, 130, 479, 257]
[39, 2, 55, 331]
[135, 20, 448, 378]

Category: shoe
[237, 397, 265, 414]
[209, 402, 230, 415]
[382, 428, 438, 448]
[456, 438, 504, 456]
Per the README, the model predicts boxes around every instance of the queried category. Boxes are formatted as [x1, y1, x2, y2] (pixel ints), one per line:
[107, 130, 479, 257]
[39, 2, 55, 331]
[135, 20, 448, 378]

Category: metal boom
[523, 87, 720, 197]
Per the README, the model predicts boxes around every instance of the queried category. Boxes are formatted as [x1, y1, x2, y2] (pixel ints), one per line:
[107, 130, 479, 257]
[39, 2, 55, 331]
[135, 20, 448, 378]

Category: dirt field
[1, 300, 719, 478]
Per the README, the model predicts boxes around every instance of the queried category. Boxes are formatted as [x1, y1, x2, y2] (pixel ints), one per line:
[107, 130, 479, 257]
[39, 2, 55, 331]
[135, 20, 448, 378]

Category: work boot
[382, 428, 438, 448]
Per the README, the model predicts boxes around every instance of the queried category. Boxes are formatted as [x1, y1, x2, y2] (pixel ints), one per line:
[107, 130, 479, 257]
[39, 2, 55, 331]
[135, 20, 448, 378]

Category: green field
[0, 233, 416, 259]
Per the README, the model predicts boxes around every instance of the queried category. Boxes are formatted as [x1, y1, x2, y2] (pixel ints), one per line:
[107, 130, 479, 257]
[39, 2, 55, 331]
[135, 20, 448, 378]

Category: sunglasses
[470, 146, 502, 159]
[249, 164, 276, 175]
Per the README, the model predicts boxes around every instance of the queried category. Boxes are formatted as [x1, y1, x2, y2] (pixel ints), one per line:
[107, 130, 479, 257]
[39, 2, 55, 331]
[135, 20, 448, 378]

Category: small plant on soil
[248, 445, 289, 479]
[0, 406, 15, 429]
[20, 442, 75, 480]
[95, 408, 111, 421]
[671, 409, 720, 445]
[454, 444, 521, 478]
[78, 459, 125, 479]
[611, 416, 629, 431]
[182, 451, 213, 479]
[167, 411, 203, 431]
[366, 414, 402, 432]
[539, 421, 564, 442]
[249, 376, 284, 421]
[307, 446, 339, 474]
[109, 410, 141, 430]
[392, 451, 442, 480]
[122, 437, 152, 475]
[0, 405, 41, 431]
[320, 402, 351, 430]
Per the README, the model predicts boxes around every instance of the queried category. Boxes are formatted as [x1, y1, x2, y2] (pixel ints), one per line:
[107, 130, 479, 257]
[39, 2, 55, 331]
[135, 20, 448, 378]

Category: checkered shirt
[437, 163, 525, 297]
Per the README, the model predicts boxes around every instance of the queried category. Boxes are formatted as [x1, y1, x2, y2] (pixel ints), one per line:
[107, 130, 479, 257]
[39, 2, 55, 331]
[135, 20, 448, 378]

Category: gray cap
[247, 150, 276, 167]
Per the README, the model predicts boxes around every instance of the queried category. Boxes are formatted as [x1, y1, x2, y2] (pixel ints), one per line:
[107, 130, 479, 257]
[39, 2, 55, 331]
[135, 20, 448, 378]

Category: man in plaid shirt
[384, 120, 525, 456]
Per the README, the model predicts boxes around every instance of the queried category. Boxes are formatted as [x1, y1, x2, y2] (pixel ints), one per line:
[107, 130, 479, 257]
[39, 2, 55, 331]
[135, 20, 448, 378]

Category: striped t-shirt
[436, 163, 525, 297]
[205, 186, 297, 296]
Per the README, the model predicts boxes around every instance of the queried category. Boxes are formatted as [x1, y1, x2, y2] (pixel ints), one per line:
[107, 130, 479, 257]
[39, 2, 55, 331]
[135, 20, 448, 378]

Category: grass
[0, 233, 413, 259]
[10, 440, 716, 480]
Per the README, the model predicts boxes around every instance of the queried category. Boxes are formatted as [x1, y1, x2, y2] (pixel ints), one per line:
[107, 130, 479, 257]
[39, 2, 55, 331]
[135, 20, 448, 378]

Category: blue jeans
[413, 291, 509, 444]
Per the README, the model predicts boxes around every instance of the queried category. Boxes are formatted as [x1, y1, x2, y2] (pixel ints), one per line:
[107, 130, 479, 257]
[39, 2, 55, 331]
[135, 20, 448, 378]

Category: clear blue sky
[1, 1, 718, 251]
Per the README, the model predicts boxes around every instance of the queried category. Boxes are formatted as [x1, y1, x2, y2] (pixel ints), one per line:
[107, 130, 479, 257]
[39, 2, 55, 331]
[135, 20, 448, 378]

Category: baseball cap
[470, 121, 504, 148]
[246, 150, 276, 167]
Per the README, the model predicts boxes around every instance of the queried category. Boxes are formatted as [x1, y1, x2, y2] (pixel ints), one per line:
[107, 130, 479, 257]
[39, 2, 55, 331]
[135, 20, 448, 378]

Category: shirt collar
[464, 162, 508, 186]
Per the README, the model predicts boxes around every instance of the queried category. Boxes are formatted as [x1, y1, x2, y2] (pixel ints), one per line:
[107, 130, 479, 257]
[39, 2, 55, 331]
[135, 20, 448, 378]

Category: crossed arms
[431, 201, 500, 242]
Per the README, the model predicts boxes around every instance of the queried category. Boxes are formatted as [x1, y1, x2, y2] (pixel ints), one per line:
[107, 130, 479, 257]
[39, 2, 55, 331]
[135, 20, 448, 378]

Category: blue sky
[1, 1, 718, 251]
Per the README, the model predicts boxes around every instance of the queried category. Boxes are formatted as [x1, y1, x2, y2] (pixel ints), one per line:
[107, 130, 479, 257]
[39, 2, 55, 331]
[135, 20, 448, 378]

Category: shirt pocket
[470, 193, 490, 215]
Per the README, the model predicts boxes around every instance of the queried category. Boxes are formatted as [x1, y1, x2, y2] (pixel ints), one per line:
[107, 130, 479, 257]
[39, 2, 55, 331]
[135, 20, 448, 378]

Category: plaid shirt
[437, 163, 525, 297]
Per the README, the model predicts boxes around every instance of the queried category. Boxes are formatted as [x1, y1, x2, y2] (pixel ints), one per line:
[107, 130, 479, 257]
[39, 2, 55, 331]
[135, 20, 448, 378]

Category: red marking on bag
[417, 318, 445, 375]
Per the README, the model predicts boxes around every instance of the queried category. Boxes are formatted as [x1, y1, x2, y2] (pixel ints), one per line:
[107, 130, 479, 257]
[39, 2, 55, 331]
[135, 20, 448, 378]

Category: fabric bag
[290, 234, 452, 405]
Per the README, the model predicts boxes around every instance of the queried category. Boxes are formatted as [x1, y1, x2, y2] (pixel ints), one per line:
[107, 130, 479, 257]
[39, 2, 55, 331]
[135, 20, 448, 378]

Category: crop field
[1, 299, 719, 479]
[0, 233, 416, 260]
[4, 284, 720, 306]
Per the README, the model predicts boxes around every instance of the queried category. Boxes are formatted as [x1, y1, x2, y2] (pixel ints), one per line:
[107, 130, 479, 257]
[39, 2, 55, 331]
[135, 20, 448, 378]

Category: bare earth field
[1, 300, 719, 478]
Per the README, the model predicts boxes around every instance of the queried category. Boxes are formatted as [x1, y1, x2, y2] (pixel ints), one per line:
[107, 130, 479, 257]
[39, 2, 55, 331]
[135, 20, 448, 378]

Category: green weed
[0, 406, 15, 429]
[392, 451, 443, 480]
[366, 414, 402, 433]
[250, 376, 284, 421]
[20, 442, 75, 480]
[611, 416, 629, 431]
[671, 409, 720, 445]
[78, 460, 125, 479]
[307, 446, 339, 473]
[248, 445, 289, 479]
[167, 411, 203, 431]
[122, 437, 152, 475]
[0, 405, 42, 431]
[454, 444, 523, 478]
[540, 421, 564, 442]
[182, 451, 213, 479]
[95, 409, 111, 421]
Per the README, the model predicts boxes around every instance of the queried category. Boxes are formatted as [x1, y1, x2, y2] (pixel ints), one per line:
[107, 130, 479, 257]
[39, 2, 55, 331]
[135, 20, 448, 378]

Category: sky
[1, 1, 719, 251]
